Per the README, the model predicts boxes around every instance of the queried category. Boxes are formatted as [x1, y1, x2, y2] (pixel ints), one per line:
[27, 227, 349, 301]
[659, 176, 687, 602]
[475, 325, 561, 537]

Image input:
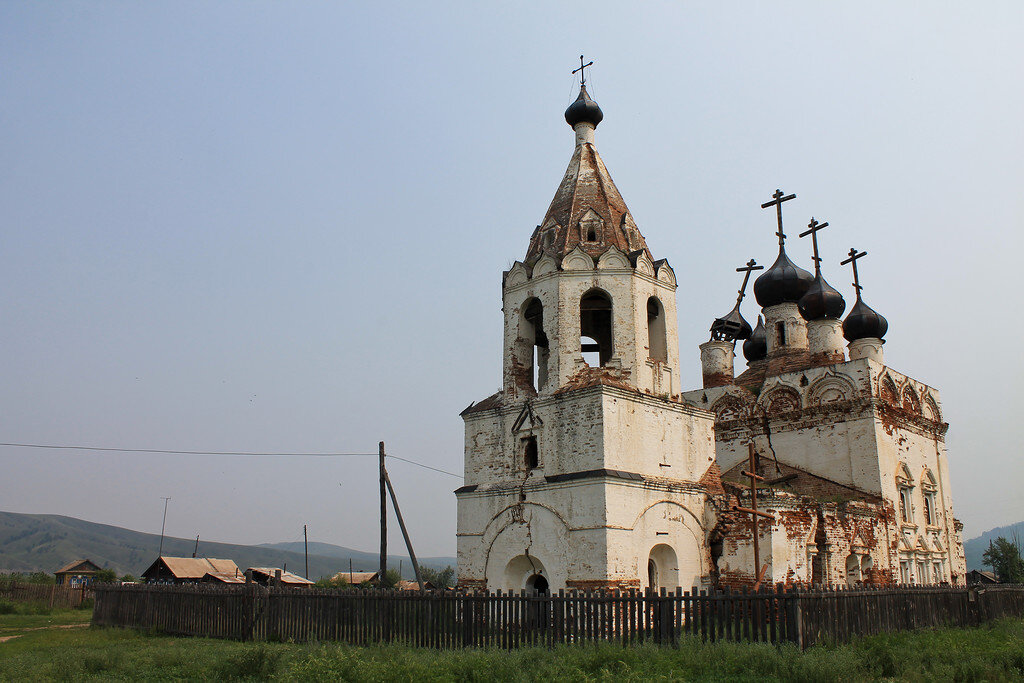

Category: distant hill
[964, 521, 1024, 572]
[0, 511, 455, 579]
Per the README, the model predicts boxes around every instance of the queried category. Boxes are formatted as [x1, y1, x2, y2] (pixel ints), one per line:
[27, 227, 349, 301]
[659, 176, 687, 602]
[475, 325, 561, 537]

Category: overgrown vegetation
[983, 535, 1024, 583]
[0, 571, 56, 586]
[2, 613, 1024, 681]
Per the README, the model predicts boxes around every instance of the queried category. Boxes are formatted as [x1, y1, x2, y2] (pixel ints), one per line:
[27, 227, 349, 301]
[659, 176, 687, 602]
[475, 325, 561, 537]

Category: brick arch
[923, 393, 941, 422]
[807, 375, 856, 406]
[879, 374, 899, 404]
[761, 385, 802, 416]
[710, 395, 749, 421]
[901, 384, 922, 414]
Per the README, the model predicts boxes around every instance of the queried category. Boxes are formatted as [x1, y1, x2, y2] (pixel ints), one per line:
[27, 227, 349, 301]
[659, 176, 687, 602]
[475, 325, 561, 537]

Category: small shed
[141, 557, 241, 584]
[331, 570, 379, 586]
[247, 567, 314, 587]
[54, 559, 103, 586]
[397, 579, 435, 591]
[966, 569, 1000, 585]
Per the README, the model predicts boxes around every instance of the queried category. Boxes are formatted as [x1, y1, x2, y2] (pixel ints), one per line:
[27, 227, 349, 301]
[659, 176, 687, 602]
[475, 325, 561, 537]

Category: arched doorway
[526, 573, 549, 595]
[646, 544, 679, 592]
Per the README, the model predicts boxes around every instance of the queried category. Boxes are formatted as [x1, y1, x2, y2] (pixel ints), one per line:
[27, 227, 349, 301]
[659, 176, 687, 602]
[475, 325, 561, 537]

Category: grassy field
[1, 610, 1023, 681]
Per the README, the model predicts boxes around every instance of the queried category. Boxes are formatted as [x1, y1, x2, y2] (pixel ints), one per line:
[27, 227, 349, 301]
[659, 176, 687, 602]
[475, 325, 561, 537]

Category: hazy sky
[1, 2, 1022, 560]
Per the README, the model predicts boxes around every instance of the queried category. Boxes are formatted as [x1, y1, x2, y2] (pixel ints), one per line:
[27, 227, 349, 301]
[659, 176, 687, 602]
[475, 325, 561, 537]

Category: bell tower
[457, 73, 717, 594]
[501, 84, 681, 400]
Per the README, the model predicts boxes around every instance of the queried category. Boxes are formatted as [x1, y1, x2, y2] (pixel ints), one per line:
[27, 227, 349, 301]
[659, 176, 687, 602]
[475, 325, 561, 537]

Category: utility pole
[158, 497, 171, 557]
[303, 524, 309, 580]
[379, 441, 387, 586]
[192, 534, 199, 558]
[383, 465, 425, 593]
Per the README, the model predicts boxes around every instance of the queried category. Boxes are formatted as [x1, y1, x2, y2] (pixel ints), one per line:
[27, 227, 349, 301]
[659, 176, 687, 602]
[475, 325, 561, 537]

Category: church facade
[456, 83, 965, 592]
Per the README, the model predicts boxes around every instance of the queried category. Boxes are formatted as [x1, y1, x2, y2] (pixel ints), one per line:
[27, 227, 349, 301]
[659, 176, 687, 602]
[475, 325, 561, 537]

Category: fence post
[658, 587, 673, 645]
[785, 587, 803, 650]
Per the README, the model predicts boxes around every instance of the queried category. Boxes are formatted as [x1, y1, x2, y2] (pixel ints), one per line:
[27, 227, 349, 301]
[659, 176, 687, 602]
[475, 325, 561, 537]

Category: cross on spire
[840, 247, 868, 298]
[799, 217, 830, 276]
[761, 189, 797, 246]
[572, 55, 594, 87]
[734, 258, 764, 307]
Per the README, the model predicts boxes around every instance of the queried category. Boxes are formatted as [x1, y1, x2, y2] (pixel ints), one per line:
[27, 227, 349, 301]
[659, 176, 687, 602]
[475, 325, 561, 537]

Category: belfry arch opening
[647, 296, 667, 362]
[522, 298, 549, 391]
[580, 289, 613, 367]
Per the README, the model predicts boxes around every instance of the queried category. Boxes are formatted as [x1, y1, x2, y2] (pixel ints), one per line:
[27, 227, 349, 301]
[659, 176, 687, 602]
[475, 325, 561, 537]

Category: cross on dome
[761, 189, 797, 246]
[799, 217, 830, 276]
[841, 247, 868, 297]
[572, 55, 594, 87]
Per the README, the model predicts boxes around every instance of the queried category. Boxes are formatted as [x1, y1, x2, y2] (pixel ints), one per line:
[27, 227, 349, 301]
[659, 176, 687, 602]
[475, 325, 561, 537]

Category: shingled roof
[525, 100, 650, 262]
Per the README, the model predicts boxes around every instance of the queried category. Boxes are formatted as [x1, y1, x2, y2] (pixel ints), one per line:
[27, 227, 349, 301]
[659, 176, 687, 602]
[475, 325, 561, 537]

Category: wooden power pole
[379, 441, 387, 585]
[303, 524, 308, 580]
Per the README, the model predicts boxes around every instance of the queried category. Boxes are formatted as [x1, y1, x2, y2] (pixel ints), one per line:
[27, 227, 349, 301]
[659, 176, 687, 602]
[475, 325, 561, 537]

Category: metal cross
[799, 217, 830, 276]
[761, 189, 797, 246]
[840, 247, 868, 296]
[572, 55, 594, 87]
[733, 258, 764, 306]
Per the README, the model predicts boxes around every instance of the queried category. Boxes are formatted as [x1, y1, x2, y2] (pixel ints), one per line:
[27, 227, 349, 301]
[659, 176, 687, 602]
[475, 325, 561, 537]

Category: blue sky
[1, 2, 1021, 559]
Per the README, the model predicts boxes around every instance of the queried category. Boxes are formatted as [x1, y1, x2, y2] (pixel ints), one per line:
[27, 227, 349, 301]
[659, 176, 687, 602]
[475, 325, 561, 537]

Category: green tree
[982, 536, 1024, 583]
[119, 574, 136, 583]
[381, 568, 401, 588]
[419, 565, 455, 589]
[93, 569, 117, 583]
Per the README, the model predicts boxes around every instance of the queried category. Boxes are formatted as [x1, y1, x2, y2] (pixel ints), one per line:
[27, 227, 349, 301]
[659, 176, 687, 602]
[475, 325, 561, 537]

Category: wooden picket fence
[0, 581, 92, 609]
[91, 583, 1024, 650]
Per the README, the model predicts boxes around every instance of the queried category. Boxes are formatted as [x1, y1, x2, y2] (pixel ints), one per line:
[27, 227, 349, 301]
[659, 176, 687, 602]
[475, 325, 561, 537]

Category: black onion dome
[842, 297, 888, 341]
[564, 85, 604, 128]
[798, 273, 846, 321]
[753, 247, 815, 307]
[710, 305, 752, 341]
[743, 316, 767, 362]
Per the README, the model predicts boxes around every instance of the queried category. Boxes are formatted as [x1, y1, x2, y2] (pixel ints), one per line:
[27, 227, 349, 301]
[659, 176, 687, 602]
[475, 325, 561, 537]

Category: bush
[0, 600, 14, 614]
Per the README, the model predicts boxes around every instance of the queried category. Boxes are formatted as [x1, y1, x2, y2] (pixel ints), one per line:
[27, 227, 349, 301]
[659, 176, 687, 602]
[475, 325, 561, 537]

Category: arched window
[896, 463, 914, 524]
[522, 298, 549, 391]
[921, 470, 938, 526]
[647, 297, 667, 362]
[845, 553, 862, 585]
[580, 289, 613, 366]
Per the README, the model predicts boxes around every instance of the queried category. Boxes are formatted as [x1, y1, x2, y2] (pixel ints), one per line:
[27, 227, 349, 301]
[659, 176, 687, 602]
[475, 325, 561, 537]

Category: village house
[54, 559, 103, 586]
[456, 78, 965, 593]
[141, 557, 242, 584]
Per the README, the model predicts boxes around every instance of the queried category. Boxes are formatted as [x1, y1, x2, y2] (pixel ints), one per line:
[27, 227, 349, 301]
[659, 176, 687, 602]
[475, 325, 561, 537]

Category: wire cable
[0, 442, 463, 479]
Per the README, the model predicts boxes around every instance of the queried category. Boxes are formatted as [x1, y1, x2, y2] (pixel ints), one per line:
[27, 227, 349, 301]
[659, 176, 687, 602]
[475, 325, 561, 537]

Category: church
[455, 77, 965, 593]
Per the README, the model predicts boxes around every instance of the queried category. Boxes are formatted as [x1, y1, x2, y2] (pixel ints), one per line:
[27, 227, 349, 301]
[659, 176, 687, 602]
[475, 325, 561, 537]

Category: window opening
[523, 436, 539, 470]
[580, 289, 613, 366]
[924, 492, 936, 525]
[845, 553, 861, 586]
[899, 560, 910, 584]
[899, 486, 914, 523]
[587, 226, 597, 241]
[523, 299, 548, 391]
[647, 559, 658, 592]
[647, 297, 667, 362]
[776, 322, 786, 346]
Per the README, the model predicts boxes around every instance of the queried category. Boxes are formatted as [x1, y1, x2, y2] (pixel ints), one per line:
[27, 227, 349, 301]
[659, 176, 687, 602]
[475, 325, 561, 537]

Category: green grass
[1, 616, 1023, 681]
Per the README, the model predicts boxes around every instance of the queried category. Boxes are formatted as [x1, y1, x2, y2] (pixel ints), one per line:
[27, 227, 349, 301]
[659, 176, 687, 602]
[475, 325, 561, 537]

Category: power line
[0, 441, 463, 479]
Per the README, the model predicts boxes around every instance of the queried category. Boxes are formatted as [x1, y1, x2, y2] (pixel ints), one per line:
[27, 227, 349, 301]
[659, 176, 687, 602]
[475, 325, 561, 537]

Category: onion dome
[753, 248, 815, 308]
[843, 298, 888, 342]
[710, 305, 752, 342]
[798, 273, 846, 320]
[743, 316, 767, 362]
[564, 85, 604, 128]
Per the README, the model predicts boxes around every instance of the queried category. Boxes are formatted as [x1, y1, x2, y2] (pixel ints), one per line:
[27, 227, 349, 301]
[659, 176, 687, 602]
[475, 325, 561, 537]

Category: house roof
[331, 571, 379, 585]
[204, 571, 246, 584]
[397, 580, 434, 591]
[143, 556, 240, 579]
[55, 559, 102, 575]
[248, 567, 314, 585]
